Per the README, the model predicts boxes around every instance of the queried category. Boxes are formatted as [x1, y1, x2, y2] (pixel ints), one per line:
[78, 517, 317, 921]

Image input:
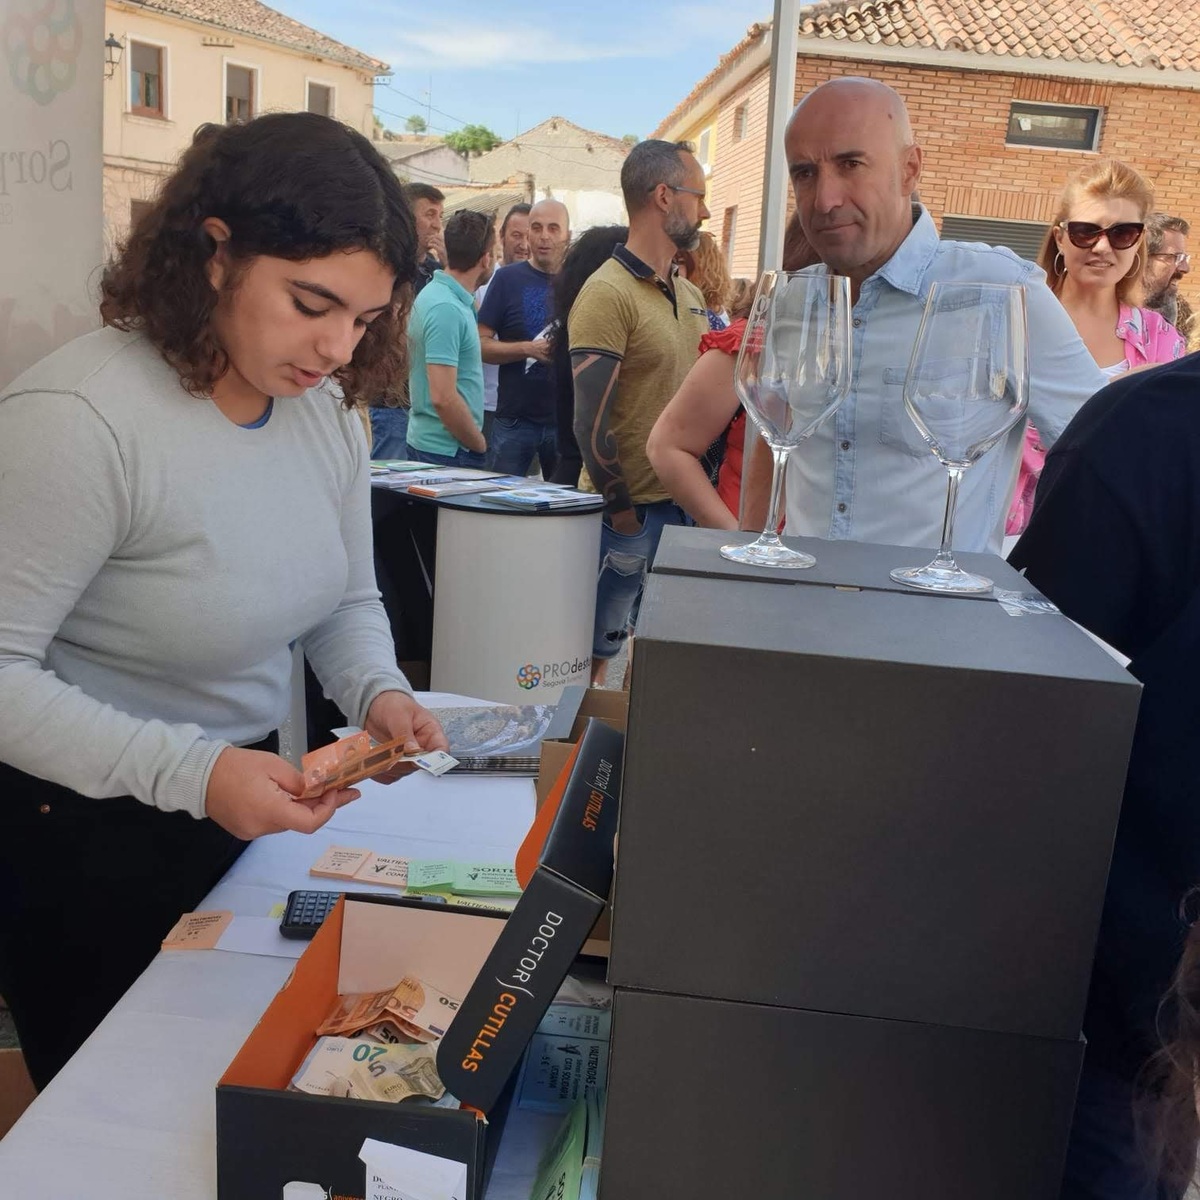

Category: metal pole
[758, 0, 801, 274]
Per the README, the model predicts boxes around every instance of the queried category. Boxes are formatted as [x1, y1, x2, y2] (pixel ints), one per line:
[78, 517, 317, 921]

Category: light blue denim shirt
[785, 206, 1108, 554]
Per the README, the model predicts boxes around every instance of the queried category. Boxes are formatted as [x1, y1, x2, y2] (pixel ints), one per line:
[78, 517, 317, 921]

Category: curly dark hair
[1139, 907, 1200, 1194]
[100, 112, 418, 407]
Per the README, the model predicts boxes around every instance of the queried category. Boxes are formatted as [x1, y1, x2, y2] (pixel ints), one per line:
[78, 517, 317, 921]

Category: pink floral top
[1006, 305, 1187, 536]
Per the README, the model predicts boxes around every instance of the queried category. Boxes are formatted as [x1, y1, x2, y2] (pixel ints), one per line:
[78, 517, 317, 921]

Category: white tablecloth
[0, 694, 560, 1198]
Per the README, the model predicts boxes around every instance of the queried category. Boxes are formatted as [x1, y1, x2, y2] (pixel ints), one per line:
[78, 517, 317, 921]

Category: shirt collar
[432, 269, 474, 306]
[874, 204, 940, 296]
[612, 243, 682, 310]
[612, 243, 681, 282]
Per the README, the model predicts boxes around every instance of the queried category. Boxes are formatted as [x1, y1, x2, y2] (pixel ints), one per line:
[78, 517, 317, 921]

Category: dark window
[307, 82, 333, 117]
[1006, 102, 1100, 151]
[722, 206, 737, 269]
[130, 41, 164, 117]
[226, 65, 255, 124]
[130, 200, 153, 230]
[940, 215, 1050, 263]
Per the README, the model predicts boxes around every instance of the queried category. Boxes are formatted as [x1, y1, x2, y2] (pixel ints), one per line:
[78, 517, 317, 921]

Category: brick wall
[708, 53, 1200, 305]
[708, 68, 773, 278]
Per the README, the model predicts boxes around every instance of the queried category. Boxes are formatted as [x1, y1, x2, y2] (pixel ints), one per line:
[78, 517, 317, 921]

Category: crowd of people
[1, 74, 1198, 1200]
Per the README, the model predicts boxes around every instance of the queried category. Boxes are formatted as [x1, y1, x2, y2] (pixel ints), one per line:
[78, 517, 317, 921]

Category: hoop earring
[1130, 250, 1142, 278]
[1053, 252, 1065, 278]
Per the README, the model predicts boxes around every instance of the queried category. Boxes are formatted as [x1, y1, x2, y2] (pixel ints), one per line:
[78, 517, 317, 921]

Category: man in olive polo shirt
[570, 139, 710, 683]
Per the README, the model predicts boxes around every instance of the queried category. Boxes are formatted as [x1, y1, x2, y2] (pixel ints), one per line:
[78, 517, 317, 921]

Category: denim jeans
[403, 442, 488, 469]
[368, 405, 410, 459]
[593, 500, 685, 660]
[487, 415, 558, 478]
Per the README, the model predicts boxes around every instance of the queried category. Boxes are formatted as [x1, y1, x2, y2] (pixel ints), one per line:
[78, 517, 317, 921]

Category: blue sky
[280, 0, 771, 141]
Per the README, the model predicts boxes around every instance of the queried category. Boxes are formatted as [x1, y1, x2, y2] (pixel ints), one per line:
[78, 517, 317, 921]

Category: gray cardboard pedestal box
[608, 530, 1141, 1043]
[598, 528, 1140, 1198]
[600, 988, 1083, 1200]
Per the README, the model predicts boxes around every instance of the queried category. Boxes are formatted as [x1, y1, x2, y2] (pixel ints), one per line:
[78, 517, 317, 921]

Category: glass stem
[934, 467, 965, 569]
[761, 446, 788, 541]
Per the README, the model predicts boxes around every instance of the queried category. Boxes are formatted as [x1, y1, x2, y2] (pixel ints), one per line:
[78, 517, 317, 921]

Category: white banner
[0, 0, 103, 387]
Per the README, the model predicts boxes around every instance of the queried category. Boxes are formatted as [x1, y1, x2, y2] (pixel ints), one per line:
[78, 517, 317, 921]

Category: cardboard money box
[216, 897, 511, 1200]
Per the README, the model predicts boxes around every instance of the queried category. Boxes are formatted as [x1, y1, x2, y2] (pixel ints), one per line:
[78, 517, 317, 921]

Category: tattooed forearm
[571, 351, 631, 514]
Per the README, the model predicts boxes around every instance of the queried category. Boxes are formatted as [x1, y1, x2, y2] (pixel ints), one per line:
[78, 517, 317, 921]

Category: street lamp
[104, 33, 124, 80]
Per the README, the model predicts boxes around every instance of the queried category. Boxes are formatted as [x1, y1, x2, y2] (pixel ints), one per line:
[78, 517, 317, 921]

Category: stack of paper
[405, 473, 530, 498]
[516, 1003, 611, 1114]
[371, 466, 502, 491]
[528, 1087, 607, 1200]
[479, 485, 603, 511]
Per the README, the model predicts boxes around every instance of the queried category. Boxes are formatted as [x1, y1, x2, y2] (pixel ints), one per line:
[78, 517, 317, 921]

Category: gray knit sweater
[0, 327, 411, 818]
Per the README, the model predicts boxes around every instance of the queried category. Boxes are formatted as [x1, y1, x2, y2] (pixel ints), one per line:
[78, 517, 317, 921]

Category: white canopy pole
[758, 0, 801, 274]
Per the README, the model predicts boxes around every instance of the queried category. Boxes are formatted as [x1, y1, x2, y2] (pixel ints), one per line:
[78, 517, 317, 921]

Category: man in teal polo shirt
[405, 209, 495, 466]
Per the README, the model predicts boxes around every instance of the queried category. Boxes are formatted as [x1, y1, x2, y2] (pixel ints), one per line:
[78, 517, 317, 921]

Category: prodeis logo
[516, 655, 590, 690]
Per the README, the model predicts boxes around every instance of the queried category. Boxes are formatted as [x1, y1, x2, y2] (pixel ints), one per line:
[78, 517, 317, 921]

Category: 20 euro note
[290, 1037, 445, 1103]
[317, 976, 463, 1043]
[341, 1056, 448, 1106]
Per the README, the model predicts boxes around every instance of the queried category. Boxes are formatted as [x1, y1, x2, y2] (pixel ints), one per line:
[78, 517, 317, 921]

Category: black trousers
[0, 737, 271, 1090]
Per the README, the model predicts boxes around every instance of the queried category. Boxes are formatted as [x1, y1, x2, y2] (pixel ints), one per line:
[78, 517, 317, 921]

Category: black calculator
[280, 889, 342, 940]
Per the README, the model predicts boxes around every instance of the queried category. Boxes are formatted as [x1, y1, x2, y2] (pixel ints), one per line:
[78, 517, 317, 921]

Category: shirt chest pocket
[879, 366, 935, 460]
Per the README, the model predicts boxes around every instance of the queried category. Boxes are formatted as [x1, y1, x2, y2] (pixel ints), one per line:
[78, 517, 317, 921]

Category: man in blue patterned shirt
[779, 77, 1108, 554]
[478, 198, 571, 477]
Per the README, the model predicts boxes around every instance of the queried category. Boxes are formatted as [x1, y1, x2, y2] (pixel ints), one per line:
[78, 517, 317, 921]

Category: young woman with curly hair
[0, 112, 448, 1089]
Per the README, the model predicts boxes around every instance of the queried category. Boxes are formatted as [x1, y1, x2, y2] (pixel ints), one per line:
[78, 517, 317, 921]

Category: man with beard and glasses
[568, 139, 709, 684]
[1143, 212, 1192, 346]
[764, 77, 1105, 555]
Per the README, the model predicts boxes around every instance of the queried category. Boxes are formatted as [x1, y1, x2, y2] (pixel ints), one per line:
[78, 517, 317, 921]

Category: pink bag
[1006, 423, 1045, 537]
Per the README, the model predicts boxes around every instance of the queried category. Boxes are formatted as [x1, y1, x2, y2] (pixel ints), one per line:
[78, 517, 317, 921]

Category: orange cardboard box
[531, 689, 627, 950]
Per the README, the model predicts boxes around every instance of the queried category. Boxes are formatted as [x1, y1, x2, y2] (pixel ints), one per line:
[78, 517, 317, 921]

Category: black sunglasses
[1060, 221, 1145, 251]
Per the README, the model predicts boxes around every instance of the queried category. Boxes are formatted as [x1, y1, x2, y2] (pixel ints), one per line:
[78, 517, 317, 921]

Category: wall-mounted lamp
[104, 33, 124, 80]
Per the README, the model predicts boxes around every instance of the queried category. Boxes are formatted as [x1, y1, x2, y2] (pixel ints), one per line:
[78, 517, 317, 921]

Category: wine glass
[889, 281, 1029, 594]
[720, 269, 853, 568]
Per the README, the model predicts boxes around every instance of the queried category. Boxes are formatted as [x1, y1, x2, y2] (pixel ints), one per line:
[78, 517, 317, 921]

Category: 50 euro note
[318, 976, 462, 1043]
[290, 1036, 445, 1103]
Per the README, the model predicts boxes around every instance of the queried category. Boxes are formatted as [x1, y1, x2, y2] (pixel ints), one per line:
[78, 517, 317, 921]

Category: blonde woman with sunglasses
[1007, 160, 1186, 533]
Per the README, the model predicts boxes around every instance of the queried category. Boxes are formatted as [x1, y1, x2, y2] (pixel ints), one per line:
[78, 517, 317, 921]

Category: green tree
[405, 114, 428, 133]
[445, 124, 502, 156]
[622, 134, 639, 147]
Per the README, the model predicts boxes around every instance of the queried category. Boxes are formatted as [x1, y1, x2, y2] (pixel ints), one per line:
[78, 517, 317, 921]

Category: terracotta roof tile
[798, 0, 1200, 72]
[656, 2, 1200, 139]
[138, 0, 388, 73]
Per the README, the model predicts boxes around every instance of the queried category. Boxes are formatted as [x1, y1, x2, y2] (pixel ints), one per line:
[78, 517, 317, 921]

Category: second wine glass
[720, 269, 853, 569]
[889, 281, 1029, 594]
